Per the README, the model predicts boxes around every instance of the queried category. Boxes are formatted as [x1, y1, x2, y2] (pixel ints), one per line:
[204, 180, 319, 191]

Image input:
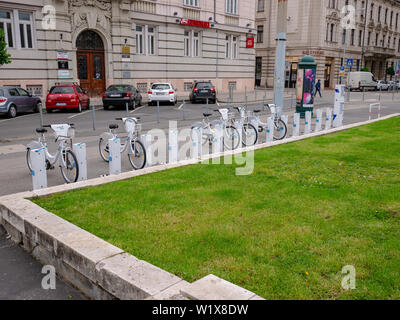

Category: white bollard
[73, 143, 87, 181]
[249, 116, 260, 141]
[234, 120, 243, 146]
[325, 108, 333, 130]
[305, 111, 312, 134]
[212, 122, 223, 154]
[168, 129, 178, 164]
[192, 126, 203, 159]
[315, 109, 323, 132]
[109, 137, 121, 175]
[293, 113, 300, 137]
[266, 117, 275, 142]
[281, 114, 288, 128]
[141, 134, 152, 167]
[31, 148, 47, 190]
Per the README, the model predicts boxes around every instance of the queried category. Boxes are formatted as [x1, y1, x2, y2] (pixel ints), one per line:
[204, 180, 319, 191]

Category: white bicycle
[99, 117, 146, 170]
[26, 124, 79, 184]
[191, 108, 241, 151]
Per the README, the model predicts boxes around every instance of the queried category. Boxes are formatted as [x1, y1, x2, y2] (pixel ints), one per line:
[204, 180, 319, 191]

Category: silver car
[0, 87, 42, 118]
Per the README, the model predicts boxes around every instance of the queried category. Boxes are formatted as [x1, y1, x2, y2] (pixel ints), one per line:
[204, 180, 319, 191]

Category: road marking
[68, 108, 101, 119]
[130, 106, 145, 114]
[178, 103, 184, 110]
[0, 113, 38, 124]
[0, 144, 26, 155]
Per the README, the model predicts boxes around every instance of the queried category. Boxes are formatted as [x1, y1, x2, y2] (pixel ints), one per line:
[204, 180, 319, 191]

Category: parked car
[102, 85, 142, 110]
[147, 83, 177, 106]
[376, 80, 390, 91]
[347, 72, 377, 91]
[387, 81, 398, 90]
[189, 81, 216, 104]
[46, 84, 90, 113]
[0, 87, 42, 118]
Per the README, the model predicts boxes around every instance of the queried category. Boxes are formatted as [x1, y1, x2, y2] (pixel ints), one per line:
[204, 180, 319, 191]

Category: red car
[46, 84, 90, 113]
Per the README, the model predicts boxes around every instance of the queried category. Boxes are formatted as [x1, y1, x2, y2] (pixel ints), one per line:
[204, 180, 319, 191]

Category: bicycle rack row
[30, 107, 345, 191]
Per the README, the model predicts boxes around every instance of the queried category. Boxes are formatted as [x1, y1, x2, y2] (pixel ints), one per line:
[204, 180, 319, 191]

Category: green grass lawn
[33, 117, 400, 300]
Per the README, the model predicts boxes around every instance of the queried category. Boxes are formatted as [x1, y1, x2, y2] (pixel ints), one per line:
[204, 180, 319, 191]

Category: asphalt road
[0, 225, 85, 300]
[0, 91, 399, 197]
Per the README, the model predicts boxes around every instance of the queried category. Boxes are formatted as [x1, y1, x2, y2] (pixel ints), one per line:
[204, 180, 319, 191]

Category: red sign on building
[180, 19, 210, 28]
[246, 37, 255, 48]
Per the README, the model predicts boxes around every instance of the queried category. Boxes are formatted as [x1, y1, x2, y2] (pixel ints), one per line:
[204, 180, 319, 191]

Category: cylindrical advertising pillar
[296, 55, 317, 118]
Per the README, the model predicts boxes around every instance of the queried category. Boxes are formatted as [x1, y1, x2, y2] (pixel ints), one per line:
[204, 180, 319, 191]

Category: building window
[26, 85, 42, 97]
[184, 0, 199, 7]
[136, 26, 144, 54]
[0, 10, 13, 47]
[225, 35, 238, 59]
[184, 82, 193, 91]
[137, 83, 148, 93]
[18, 12, 33, 49]
[226, 0, 238, 15]
[257, 25, 263, 43]
[183, 30, 201, 57]
[136, 25, 156, 55]
[350, 29, 355, 45]
[257, 0, 264, 12]
[358, 30, 362, 46]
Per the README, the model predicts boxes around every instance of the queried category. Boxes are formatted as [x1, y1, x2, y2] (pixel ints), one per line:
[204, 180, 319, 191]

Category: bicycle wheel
[274, 119, 287, 141]
[99, 138, 110, 162]
[128, 140, 147, 170]
[224, 126, 240, 150]
[26, 149, 33, 173]
[60, 150, 79, 183]
[191, 123, 209, 146]
[242, 123, 258, 146]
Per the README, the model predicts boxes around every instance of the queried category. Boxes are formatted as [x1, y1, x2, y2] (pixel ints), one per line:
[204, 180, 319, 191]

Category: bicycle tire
[274, 120, 288, 141]
[26, 149, 33, 173]
[128, 140, 147, 170]
[99, 138, 110, 162]
[224, 126, 240, 150]
[60, 149, 79, 184]
[242, 123, 258, 146]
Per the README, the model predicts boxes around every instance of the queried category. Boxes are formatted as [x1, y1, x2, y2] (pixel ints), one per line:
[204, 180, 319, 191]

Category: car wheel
[103, 104, 109, 110]
[77, 102, 82, 113]
[34, 102, 42, 113]
[87, 99, 91, 110]
[46, 108, 53, 113]
[8, 105, 17, 118]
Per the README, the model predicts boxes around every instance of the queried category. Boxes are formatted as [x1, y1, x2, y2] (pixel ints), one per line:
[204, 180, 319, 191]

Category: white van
[347, 72, 378, 91]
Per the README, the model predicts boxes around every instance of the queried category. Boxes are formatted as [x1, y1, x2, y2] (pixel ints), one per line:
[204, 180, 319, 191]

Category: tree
[361, 67, 370, 72]
[386, 66, 395, 76]
[0, 29, 11, 66]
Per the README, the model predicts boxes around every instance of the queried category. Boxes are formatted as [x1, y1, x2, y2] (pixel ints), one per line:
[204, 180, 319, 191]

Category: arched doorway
[76, 30, 106, 97]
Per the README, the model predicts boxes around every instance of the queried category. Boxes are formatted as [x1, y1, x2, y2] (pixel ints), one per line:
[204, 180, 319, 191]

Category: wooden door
[77, 51, 106, 97]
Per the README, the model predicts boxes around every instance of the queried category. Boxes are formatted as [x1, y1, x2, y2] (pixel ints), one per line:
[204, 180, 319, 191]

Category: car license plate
[201, 90, 208, 93]
[156, 92, 165, 96]
[56, 103, 67, 106]
[110, 94, 121, 97]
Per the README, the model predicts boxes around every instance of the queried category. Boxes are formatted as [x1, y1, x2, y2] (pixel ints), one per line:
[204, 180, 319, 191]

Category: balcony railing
[365, 45, 396, 57]
[133, 1, 156, 14]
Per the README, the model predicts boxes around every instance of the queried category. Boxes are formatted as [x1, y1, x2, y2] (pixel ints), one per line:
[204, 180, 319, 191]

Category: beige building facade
[255, 0, 400, 89]
[0, 0, 256, 97]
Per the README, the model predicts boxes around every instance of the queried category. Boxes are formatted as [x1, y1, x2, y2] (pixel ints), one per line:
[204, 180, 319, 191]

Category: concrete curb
[0, 113, 398, 300]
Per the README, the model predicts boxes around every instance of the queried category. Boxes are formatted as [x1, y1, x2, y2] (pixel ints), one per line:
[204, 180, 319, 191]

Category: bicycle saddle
[254, 110, 261, 113]
[203, 113, 212, 118]
[36, 128, 47, 134]
[109, 124, 119, 130]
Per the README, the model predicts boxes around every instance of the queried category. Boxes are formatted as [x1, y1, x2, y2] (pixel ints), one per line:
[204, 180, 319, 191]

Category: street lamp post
[273, 0, 288, 117]
[361, 0, 369, 69]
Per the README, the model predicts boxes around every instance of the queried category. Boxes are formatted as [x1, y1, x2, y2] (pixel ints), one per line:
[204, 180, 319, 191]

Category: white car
[148, 83, 177, 106]
[376, 80, 389, 91]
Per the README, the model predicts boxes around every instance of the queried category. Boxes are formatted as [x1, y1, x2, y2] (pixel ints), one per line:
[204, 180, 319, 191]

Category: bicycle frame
[106, 118, 141, 155]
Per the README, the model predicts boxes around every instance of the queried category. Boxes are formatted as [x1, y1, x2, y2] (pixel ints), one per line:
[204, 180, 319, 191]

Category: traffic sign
[346, 59, 353, 68]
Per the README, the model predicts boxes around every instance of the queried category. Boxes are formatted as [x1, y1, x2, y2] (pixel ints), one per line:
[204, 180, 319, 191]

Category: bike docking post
[325, 108, 333, 130]
[108, 137, 121, 175]
[168, 129, 179, 163]
[281, 114, 289, 129]
[234, 119, 243, 146]
[333, 85, 345, 128]
[73, 143, 87, 181]
[293, 113, 300, 137]
[30, 147, 47, 190]
[212, 122, 223, 155]
[141, 133, 152, 167]
[315, 109, 323, 132]
[249, 116, 260, 143]
[304, 111, 312, 134]
[91, 105, 96, 131]
[266, 117, 274, 142]
[192, 126, 203, 159]
[369, 103, 381, 120]
[157, 101, 160, 123]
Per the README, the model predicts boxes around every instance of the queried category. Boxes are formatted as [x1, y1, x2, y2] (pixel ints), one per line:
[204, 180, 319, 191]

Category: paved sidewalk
[0, 226, 85, 300]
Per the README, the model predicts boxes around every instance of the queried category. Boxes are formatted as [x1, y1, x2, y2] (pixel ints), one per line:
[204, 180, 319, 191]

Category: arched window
[76, 30, 104, 51]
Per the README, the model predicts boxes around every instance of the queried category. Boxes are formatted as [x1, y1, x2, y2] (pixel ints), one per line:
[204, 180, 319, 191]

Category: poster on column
[303, 69, 316, 108]
[296, 69, 304, 104]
